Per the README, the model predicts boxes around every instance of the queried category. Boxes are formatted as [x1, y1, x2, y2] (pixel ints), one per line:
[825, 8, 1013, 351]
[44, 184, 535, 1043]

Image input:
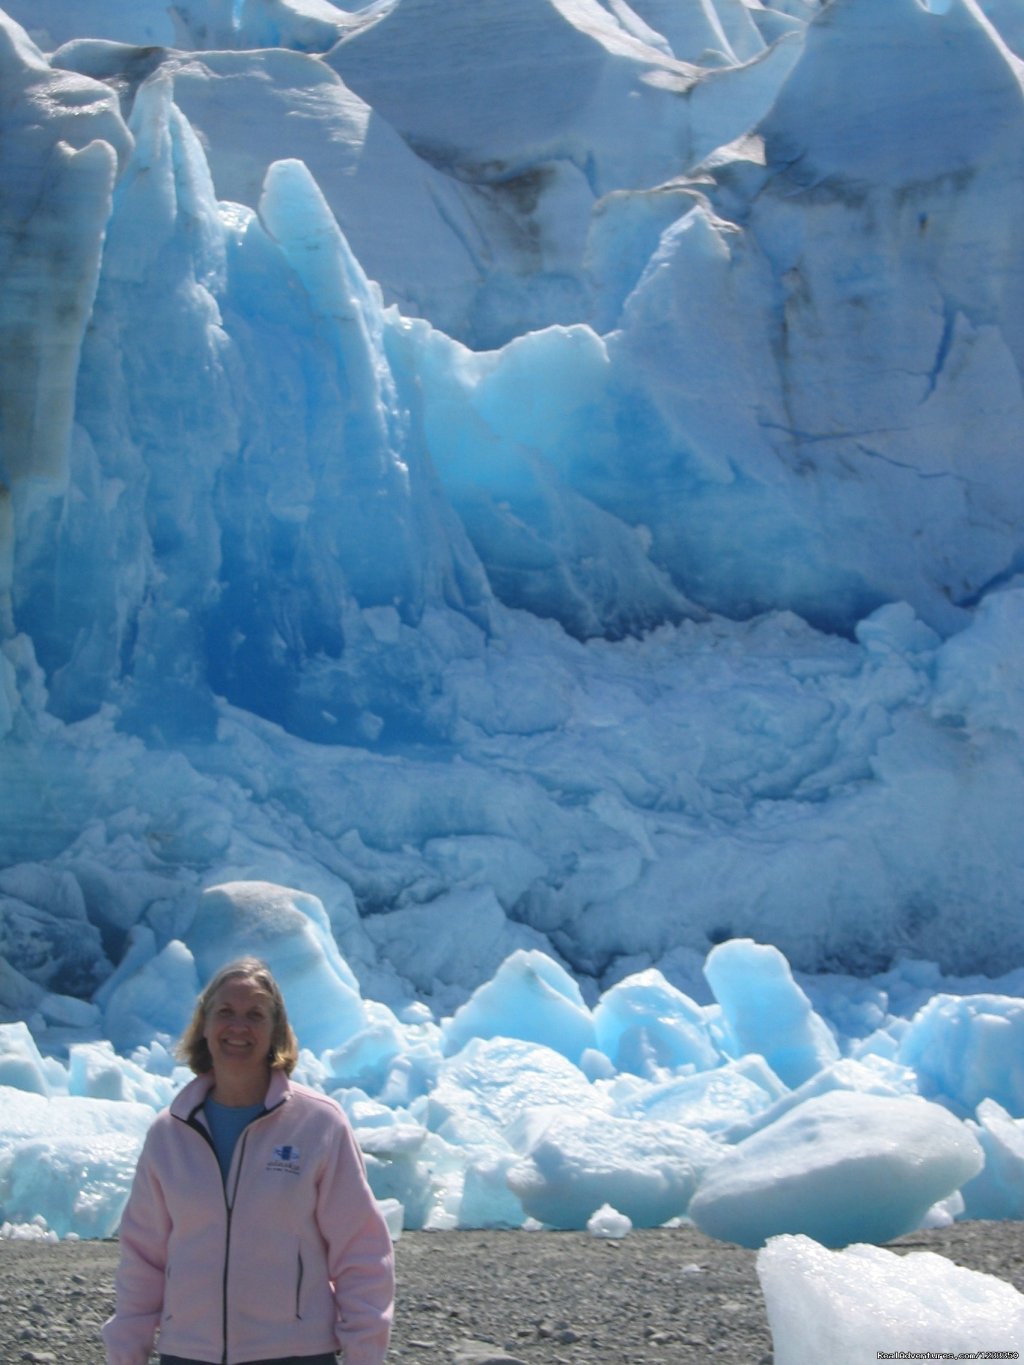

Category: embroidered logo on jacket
[267, 1144, 301, 1174]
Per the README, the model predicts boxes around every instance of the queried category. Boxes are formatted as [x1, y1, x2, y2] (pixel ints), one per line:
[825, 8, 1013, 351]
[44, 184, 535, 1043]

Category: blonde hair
[177, 957, 299, 1076]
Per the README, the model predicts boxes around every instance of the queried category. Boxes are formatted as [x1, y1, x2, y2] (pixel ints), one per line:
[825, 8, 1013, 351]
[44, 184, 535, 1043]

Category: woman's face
[203, 977, 276, 1083]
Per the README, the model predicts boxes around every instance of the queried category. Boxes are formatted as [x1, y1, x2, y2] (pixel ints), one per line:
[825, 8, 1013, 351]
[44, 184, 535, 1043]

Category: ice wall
[0, 0, 1023, 1038]
[0, 19, 129, 558]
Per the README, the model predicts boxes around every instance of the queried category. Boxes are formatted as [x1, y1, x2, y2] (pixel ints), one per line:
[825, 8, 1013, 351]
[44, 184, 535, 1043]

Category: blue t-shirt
[203, 1097, 264, 1183]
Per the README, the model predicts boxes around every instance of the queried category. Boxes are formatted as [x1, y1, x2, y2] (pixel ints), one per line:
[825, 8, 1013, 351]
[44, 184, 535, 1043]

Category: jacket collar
[170, 1067, 292, 1121]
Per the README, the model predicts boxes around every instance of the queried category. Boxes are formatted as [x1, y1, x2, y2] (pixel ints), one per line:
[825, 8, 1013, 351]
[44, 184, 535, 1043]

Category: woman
[103, 957, 395, 1365]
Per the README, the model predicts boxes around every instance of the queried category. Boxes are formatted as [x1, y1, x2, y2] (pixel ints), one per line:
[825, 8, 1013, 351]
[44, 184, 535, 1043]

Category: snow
[1, 0, 1024, 1354]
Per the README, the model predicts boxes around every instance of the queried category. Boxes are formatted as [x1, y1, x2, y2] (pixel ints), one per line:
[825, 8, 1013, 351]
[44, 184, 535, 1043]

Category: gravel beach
[1, 1221, 1022, 1365]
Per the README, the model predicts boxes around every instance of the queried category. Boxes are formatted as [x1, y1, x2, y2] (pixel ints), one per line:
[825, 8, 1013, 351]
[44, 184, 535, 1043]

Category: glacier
[1, 0, 1024, 1350]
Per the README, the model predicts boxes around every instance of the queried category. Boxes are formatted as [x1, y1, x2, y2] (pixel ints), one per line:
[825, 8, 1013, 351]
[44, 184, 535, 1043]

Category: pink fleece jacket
[102, 1070, 394, 1365]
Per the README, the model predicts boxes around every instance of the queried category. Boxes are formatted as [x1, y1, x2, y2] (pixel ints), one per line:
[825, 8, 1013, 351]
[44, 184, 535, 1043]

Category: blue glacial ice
[3, 921, 1024, 1248]
[1, 0, 1024, 1344]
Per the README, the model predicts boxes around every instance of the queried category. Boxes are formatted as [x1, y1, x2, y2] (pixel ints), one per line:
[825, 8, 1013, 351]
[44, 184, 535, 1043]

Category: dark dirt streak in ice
[1, 1222, 1022, 1364]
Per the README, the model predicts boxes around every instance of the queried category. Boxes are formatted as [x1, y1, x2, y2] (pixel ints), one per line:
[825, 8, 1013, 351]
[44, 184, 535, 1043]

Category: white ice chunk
[961, 1098, 1024, 1220]
[587, 1203, 632, 1239]
[592, 967, 721, 1076]
[358, 1124, 463, 1231]
[377, 1196, 405, 1242]
[704, 939, 839, 1087]
[757, 1234, 1024, 1365]
[428, 1035, 598, 1135]
[442, 950, 595, 1063]
[1, 1215, 60, 1241]
[363, 885, 552, 1012]
[0, 1021, 52, 1095]
[102, 937, 199, 1054]
[917, 1189, 964, 1230]
[0, 1085, 153, 1238]
[185, 882, 368, 1055]
[724, 1055, 918, 1143]
[688, 1091, 984, 1248]
[898, 992, 1024, 1118]
[617, 1053, 786, 1134]
[507, 1106, 721, 1229]
[457, 1152, 528, 1229]
[932, 588, 1024, 739]
[68, 1040, 175, 1109]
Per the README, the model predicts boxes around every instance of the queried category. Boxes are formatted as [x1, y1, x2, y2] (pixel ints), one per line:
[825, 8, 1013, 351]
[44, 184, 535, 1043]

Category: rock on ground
[0, 1223, 1022, 1364]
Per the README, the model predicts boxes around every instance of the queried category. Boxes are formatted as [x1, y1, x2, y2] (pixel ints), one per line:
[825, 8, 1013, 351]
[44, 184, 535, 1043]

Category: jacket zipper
[181, 1098, 283, 1364]
[182, 1112, 233, 1364]
[296, 1251, 304, 1319]
[221, 1130, 250, 1364]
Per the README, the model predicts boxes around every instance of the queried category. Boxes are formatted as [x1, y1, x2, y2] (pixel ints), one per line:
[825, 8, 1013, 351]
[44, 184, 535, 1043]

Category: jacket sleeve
[315, 1107, 395, 1365]
[102, 1126, 172, 1365]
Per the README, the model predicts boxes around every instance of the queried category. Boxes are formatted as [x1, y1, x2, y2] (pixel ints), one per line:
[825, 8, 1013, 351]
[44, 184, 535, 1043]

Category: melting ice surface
[2, 0, 1024, 1354]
